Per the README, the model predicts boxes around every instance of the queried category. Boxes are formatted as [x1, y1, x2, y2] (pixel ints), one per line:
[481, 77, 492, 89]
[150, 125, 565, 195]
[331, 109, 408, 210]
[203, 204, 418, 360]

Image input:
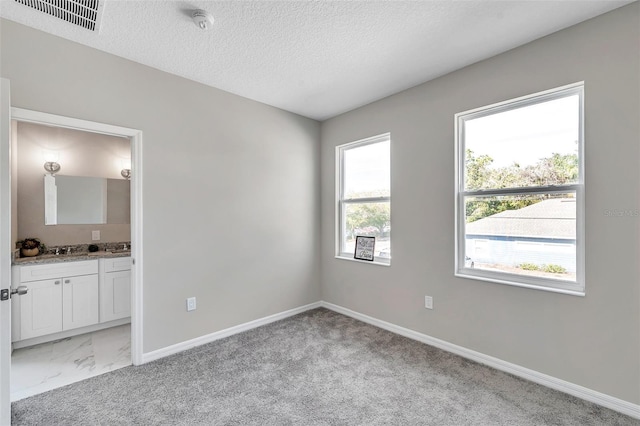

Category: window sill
[335, 255, 391, 267]
[455, 269, 585, 297]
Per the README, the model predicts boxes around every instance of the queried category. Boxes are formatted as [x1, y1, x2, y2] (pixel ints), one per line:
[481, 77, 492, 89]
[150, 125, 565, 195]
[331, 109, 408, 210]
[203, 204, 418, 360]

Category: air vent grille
[14, 0, 102, 31]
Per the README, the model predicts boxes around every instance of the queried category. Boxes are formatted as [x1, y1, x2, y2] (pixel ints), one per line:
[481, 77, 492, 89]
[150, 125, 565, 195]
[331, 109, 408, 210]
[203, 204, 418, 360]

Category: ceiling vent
[13, 0, 104, 32]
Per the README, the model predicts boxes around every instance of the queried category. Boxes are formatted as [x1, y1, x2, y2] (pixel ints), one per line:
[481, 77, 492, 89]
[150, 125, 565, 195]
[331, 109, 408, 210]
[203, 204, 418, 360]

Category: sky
[464, 94, 579, 168]
[344, 140, 390, 197]
[342, 94, 578, 196]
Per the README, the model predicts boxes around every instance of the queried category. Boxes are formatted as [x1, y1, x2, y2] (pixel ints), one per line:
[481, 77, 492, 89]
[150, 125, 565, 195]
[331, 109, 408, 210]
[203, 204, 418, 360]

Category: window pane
[464, 193, 576, 282]
[344, 141, 390, 198]
[342, 201, 390, 259]
[464, 95, 580, 191]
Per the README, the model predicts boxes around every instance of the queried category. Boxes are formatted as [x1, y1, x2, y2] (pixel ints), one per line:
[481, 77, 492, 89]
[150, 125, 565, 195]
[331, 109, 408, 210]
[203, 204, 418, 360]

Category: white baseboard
[141, 302, 321, 364]
[139, 299, 639, 419]
[320, 301, 640, 420]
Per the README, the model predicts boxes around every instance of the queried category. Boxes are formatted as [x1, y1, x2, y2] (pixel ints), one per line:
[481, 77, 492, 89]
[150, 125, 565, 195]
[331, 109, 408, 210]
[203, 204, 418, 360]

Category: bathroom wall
[15, 121, 131, 246]
[10, 120, 18, 246]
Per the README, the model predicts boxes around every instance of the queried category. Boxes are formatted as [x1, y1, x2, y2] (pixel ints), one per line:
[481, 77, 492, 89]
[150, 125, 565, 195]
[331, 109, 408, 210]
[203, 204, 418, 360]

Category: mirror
[44, 174, 130, 225]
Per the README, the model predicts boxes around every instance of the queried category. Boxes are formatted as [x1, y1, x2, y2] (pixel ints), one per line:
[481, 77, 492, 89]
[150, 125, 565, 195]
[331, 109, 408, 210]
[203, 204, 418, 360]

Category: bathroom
[9, 118, 132, 400]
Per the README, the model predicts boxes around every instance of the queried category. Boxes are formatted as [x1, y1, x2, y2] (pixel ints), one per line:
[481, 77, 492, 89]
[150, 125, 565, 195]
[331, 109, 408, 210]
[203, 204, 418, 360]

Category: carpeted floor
[11, 308, 640, 425]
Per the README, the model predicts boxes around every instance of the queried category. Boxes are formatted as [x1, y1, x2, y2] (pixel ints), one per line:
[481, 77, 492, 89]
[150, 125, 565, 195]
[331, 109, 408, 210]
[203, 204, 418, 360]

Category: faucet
[66, 247, 72, 255]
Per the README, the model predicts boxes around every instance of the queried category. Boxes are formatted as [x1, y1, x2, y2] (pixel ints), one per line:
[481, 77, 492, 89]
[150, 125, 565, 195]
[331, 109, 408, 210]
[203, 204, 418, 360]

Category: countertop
[13, 250, 131, 266]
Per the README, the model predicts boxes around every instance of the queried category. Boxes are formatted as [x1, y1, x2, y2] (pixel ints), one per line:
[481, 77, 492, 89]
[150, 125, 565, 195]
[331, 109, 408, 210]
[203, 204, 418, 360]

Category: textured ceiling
[0, 1, 633, 120]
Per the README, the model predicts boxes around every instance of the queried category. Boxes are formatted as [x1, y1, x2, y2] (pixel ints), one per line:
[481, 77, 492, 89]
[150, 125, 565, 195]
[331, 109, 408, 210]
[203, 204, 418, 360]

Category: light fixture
[192, 9, 214, 30]
[44, 161, 61, 174]
[43, 149, 60, 174]
[121, 168, 131, 180]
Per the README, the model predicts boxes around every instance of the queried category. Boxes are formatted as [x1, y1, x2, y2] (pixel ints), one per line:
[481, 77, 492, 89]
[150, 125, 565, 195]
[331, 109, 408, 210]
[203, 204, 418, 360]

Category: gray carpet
[11, 308, 639, 425]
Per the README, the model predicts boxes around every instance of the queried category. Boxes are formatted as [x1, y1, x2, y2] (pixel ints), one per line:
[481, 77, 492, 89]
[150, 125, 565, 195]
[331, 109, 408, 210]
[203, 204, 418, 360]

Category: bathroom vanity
[11, 253, 131, 348]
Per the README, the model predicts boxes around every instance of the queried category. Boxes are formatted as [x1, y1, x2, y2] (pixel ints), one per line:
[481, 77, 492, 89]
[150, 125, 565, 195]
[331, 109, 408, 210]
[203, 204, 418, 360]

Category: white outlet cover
[187, 297, 196, 311]
[91, 230, 100, 241]
[425, 296, 433, 310]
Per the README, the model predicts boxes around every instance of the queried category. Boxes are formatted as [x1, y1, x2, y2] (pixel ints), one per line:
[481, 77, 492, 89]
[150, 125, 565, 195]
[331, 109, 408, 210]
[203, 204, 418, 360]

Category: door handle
[11, 286, 28, 296]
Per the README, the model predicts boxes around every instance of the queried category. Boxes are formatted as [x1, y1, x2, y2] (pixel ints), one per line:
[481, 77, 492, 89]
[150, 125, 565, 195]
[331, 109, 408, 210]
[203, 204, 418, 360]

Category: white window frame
[454, 82, 585, 295]
[336, 133, 391, 266]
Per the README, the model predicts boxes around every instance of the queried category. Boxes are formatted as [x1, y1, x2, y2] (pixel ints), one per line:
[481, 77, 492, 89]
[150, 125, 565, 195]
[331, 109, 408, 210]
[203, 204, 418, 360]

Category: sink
[33, 253, 60, 260]
[43, 252, 83, 258]
[17, 252, 84, 262]
[88, 250, 129, 256]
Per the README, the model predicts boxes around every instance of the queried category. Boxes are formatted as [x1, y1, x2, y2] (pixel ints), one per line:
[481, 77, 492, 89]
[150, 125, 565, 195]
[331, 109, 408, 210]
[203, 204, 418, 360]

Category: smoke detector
[192, 9, 214, 30]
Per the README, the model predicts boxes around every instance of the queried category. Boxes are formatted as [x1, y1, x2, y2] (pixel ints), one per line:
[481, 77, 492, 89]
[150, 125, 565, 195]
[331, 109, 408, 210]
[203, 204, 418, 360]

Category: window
[455, 83, 584, 295]
[337, 134, 390, 264]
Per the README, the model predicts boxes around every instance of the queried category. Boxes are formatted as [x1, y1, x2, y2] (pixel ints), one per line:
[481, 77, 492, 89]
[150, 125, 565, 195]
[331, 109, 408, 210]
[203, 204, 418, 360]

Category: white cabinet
[99, 257, 131, 322]
[62, 274, 100, 331]
[13, 260, 99, 341]
[12, 257, 131, 345]
[19, 278, 63, 340]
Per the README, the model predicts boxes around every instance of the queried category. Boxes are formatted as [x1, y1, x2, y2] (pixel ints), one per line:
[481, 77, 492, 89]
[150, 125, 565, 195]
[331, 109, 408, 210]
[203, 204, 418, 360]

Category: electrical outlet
[425, 296, 433, 310]
[186, 297, 196, 311]
[92, 230, 100, 241]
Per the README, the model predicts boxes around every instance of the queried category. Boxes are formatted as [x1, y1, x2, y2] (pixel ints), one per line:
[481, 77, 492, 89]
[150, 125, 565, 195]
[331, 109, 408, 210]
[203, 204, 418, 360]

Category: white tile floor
[11, 325, 131, 401]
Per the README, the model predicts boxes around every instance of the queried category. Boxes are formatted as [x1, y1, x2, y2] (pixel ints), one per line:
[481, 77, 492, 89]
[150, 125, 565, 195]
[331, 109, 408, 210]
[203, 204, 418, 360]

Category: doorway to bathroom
[7, 108, 143, 401]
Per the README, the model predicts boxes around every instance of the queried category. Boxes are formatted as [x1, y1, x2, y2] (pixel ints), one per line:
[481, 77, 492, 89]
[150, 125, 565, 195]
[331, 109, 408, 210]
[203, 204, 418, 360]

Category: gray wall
[1, 19, 321, 353]
[16, 121, 131, 245]
[320, 4, 639, 404]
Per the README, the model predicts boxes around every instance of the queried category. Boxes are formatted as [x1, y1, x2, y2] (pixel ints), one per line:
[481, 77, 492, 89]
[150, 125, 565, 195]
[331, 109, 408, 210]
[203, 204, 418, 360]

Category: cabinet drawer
[102, 257, 131, 273]
[18, 260, 98, 283]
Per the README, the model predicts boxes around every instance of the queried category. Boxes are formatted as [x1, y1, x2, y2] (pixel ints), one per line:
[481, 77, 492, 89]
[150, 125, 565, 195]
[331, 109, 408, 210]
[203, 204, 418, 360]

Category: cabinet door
[100, 270, 131, 323]
[20, 278, 63, 340]
[62, 274, 99, 331]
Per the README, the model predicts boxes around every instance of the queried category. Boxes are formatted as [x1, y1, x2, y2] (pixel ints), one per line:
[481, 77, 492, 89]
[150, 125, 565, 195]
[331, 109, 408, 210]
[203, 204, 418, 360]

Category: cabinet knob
[64, 279, 70, 284]
[54, 280, 61, 285]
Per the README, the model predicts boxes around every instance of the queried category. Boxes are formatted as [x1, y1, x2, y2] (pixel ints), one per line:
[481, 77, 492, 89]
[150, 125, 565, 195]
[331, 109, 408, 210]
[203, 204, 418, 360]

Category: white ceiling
[0, 1, 633, 121]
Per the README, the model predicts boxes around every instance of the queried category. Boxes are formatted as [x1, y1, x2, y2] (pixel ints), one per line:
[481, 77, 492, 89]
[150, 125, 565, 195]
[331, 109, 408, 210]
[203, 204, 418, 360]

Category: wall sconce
[44, 161, 61, 174]
[120, 159, 131, 180]
[43, 150, 61, 174]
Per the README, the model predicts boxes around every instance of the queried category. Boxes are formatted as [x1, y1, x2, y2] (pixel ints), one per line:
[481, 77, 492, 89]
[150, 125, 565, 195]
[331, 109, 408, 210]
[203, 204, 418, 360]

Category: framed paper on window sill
[354, 236, 375, 261]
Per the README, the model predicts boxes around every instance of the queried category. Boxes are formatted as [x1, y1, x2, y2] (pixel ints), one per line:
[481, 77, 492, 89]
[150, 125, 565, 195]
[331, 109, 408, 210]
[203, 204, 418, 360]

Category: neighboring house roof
[465, 198, 576, 240]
